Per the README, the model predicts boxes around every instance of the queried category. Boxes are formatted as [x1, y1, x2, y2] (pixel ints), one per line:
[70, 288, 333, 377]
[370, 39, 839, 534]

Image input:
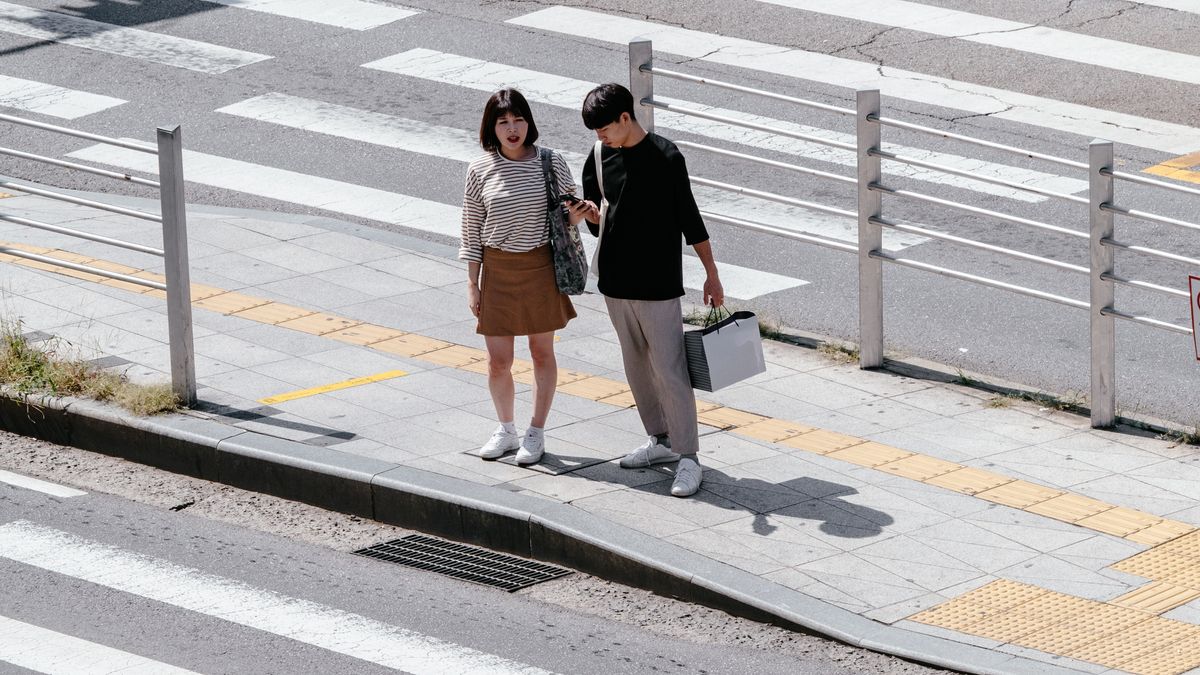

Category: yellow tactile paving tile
[694, 399, 723, 414]
[1128, 521, 1197, 548]
[596, 390, 637, 408]
[1025, 493, 1113, 524]
[192, 292, 271, 315]
[371, 333, 452, 357]
[825, 441, 914, 468]
[909, 580, 1049, 630]
[419, 345, 488, 368]
[1112, 581, 1200, 614]
[231, 302, 315, 325]
[974, 480, 1063, 508]
[552, 369, 591, 386]
[1113, 549, 1194, 582]
[0, 242, 53, 254]
[696, 406, 768, 430]
[325, 324, 407, 346]
[1075, 619, 1200, 667]
[923, 467, 1013, 495]
[460, 357, 534, 376]
[779, 429, 864, 455]
[734, 418, 816, 443]
[1018, 603, 1152, 655]
[876, 453, 962, 481]
[1154, 530, 1200, 558]
[1076, 506, 1165, 538]
[1117, 633, 1200, 675]
[557, 376, 630, 401]
[965, 591, 1094, 642]
[44, 250, 95, 264]
[90, 260, 156, 293]
[276, 312, 363, 336]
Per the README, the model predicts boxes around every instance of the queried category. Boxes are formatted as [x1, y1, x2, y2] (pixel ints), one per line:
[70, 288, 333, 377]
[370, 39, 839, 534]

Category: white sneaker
[619, 436, 681, 468]
[515, 429, 544, 466]
[671, 457, 703, 497]
[479, 426, 519, 460]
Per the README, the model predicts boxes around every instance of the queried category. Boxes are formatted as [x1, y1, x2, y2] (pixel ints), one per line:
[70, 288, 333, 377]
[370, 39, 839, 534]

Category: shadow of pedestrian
[527, 451, 893, 541]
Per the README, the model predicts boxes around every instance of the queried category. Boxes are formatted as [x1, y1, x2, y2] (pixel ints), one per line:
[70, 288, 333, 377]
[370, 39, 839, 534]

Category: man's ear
[618, 112, 632, 126]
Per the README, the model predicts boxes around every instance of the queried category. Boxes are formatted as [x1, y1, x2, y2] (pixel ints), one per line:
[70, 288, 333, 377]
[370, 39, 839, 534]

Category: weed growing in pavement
[0, 321, 179, 416]
[817, 341, 859, 364]
[953, 368, 978, 386]
[986, 395, 1014, 408]
[1157, 426, 1200, 447]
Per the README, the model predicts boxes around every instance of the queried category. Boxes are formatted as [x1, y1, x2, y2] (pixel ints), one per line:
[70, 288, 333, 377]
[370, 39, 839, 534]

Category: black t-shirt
[581, 132, 709, 300]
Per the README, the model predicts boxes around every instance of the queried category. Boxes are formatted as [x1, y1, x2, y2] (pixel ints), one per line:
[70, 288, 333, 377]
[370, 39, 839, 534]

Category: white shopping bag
[684, 310, 767, 392]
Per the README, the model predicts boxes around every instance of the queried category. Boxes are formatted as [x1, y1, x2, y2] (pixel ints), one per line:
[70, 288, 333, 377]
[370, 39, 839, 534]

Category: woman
[459, 88, 586, 465]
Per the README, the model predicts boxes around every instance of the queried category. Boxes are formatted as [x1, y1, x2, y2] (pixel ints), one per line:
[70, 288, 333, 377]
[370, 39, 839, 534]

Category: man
[571, 83, 724, 498]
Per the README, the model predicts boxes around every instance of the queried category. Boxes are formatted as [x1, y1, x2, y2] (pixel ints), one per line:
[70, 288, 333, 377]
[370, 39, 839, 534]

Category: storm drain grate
[353, 534, 573, 592]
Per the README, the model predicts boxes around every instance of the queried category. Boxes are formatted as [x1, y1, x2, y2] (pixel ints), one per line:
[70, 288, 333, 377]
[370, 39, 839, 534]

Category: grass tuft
[818, 341, 859, 364]
[0, 321, 179, 416]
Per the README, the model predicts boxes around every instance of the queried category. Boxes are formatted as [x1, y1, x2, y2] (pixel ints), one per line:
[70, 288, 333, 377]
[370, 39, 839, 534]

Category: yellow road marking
[259, 370, 407, 405]
[1144, 150, 1200, 184]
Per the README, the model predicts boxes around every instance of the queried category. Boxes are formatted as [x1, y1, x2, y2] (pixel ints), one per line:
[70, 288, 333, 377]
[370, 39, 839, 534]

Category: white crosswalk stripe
[363, 48, 1087, 205]
[216, 93, 896, 251]
[0, 74, 124, 119]
[0, 521, 554, 675]
[755, 0, 1200, 86]
[1135, 0, 1200, 12]
[0, 615, 199, 675]
[0, 1, 271, 74]
[508, 7, 1200, 154]
[0, 470, 86, 498]
[67, 139, 804, 299]
[202, 0, 418, 30]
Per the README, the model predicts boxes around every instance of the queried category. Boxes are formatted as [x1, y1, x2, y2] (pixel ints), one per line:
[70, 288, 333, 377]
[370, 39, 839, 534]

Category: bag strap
[538, 146, 557, 210]
[592, 141, 604, 198]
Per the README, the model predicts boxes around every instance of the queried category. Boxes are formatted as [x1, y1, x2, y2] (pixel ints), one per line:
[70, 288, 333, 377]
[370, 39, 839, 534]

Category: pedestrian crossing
[0, 469, 86, 498]
[0, 520, 554, 675]
[3, 0, 1200, 305]
[754, 0, 1200, 86]
[508, 6, 1200, 154]
[364, 48, 1087, 205]
[0, 73, 124, 119]
[201, 0, 418, 30]
[0, 616, 200, 675]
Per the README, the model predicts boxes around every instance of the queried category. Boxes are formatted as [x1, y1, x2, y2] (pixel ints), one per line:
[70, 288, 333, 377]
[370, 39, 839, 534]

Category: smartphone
[557, 193, 581, 205]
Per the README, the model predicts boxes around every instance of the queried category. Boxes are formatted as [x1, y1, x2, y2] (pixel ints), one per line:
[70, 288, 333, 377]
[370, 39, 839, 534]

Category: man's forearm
[693, 240, 719, 277]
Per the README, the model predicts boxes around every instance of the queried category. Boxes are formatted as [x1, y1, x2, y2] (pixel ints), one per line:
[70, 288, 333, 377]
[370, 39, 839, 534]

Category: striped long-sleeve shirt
[458, 147, 576, 263]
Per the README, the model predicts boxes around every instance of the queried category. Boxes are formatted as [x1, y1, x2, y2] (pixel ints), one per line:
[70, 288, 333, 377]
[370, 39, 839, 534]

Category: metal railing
[625, 40, 1196, 429]
[0, 113, 196, 406]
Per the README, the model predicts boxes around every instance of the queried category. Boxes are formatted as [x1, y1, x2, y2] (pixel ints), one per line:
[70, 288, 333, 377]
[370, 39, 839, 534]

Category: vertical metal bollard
[1088, 139, 1116, 427]
[156, 126, 197, 407]
[629, 39, 654, 133]
[856, 90, 884, 368]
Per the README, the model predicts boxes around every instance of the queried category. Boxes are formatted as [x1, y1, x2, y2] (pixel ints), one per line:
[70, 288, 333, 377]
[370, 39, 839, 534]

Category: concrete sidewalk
[3, 190, 1200, 675]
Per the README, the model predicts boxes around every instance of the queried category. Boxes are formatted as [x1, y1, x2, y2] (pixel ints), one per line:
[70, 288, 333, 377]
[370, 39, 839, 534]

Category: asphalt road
[0, 430, 942, 674]
[0, 0, 1196, 424]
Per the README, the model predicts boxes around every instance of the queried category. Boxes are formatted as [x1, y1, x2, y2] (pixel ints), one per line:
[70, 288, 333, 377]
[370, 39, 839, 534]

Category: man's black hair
[581, 83, 636, 130]
[479, 88, 540, 151]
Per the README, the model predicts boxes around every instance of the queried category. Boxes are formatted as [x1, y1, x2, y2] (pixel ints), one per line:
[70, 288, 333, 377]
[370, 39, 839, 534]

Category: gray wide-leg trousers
[604, 296, 699, 455]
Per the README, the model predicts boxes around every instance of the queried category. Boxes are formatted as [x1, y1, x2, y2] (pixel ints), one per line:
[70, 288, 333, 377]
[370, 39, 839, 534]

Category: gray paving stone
[758, 371, 877, 410]
[187, 219, 281, 250]
[812, 363, 934, 398]
[118, 345, 241, 379]
[335, 297, 451, 333]
[191, 251, 300, 286]
[266, 394, 393, 430]
[888, 385, 984, 416]
[336, 440, 418, 464]
[383, 370, 492, 408]
[359, 420, 476, 457]
[795, 554, 928, 609]
[405, 406, 500, 445]
[906, 520, 1040, 573]
[301, 345, 421, 377]
[1071, 475, 1199, 516]
[240, 241, 352, 275]
[217, 215, 325, 240]
[999, 557, 1134, 600]
[506, 469, 635, 503]
[839, 398, 943, 431]
[326, 385, 446, 420]
[201, 368, 297, 402]
[224, 323, 341, 358]
[365, 254, 464, 287]
[885, 417, 1030, 460]
[956, 407, 1079, 445]
[311, 264, 427, 298]
[192, 333, 292, 369]
[247, 275, 373, 311]
[571, 480, 747, 537]
[992, 643, 1109, 674]
[290, 231, 398, 264]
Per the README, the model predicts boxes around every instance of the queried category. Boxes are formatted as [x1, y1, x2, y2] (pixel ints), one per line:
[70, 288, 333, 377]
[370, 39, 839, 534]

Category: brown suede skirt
[477, 245, 576, 336]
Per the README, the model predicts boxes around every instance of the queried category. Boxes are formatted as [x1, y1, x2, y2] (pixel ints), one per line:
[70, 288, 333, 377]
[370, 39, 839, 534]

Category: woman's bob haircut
[479, 88, 540, 151]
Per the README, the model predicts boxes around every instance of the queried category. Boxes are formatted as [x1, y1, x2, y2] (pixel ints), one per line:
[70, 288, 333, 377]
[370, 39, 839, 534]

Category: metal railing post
[856, 90, 883, 368]
[156, 126, 196, 407]
[629, 39, 654, 133]
[1089, 139, 1116, 427]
